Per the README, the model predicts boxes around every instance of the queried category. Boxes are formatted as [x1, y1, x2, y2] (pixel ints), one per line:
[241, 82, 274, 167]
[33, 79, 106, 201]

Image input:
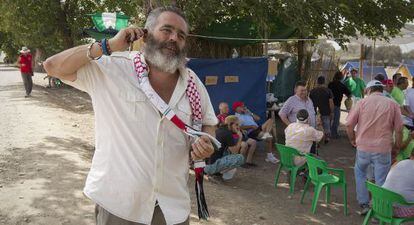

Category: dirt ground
[0, 65, 392, 225]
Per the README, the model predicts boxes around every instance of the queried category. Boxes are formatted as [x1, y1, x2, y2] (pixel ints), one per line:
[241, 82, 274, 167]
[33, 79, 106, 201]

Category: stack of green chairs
[300, 154, 348, 215]
[363, 181, 414, 225]
[274, 144, 307, 194]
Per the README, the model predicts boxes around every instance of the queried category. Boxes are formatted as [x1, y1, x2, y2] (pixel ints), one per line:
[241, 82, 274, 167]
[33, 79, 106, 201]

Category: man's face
[235, 106, 245, 114]
[230, 122, 240, 133]
[295, 85, 307, 99]
[385, 84, 393, 93]
[394, 75, 402, 84]
[220, 103, 229, 114]
[402, 80, 409, 90]
[151, 12, 187, 55]
[351, 70, 357, 78]
[143, 12, 188, 73]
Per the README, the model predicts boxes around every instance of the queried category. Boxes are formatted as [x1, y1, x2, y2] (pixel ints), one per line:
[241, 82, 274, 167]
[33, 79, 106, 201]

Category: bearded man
[44, 6, 218, 225]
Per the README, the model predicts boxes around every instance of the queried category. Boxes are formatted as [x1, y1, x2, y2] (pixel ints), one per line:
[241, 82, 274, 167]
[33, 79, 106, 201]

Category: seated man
[285, 109, 324, 166]
[217, 102, 229, 126]
[396, 127, 414, 162]
[204, 116, 245, 180]
[216, 102, 257, 166]
[382, 151, 414, 218]
[233, 101, 279, 164]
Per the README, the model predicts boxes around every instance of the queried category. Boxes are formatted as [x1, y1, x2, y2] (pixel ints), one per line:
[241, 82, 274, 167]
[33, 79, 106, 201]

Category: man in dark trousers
[310, 76, 334, 143]
[17, 46, 33, 97]
[328, 71, 351, 139]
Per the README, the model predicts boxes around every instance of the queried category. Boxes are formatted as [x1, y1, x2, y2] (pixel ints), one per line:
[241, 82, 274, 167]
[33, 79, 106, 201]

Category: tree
[372, 45, 402, 65]
[1, 0, 413, 61]
[0, 0, 141, 60]
[403, 50, 414, 60]
[175, 0, 414, 71]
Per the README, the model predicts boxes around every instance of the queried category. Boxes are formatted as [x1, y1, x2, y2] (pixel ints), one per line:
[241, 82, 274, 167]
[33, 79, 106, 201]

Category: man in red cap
[233, 101, 279, 164]
[382, 79, 394, 99]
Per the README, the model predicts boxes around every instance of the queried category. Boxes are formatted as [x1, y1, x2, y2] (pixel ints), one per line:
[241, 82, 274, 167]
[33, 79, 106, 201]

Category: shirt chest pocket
[176, 102, 193, 126]
[119, 89, 147, 123]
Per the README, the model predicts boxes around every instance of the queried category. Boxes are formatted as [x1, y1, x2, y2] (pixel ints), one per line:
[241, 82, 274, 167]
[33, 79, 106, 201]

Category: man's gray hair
[144, 6, 188, 31]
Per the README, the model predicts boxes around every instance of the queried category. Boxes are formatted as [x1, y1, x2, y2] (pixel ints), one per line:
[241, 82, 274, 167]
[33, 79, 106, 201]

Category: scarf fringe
[195, 168, 209, 220]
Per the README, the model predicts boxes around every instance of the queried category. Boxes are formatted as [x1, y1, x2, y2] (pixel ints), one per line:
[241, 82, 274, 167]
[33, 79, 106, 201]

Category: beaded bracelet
[101, 39, 112, 56]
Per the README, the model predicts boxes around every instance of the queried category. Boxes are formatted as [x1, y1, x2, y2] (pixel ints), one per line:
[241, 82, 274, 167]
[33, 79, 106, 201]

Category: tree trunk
[33, 48, 45, 73]
[56, 2, 74, 49]
[297, 40, 305, 77]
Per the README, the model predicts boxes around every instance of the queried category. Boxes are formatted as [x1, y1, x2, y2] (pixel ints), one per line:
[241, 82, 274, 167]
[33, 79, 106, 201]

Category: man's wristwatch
[86, 42, 102, 60]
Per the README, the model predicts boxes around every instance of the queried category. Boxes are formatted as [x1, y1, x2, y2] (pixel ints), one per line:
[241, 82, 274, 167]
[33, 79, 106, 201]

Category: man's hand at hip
[191, 136, 214, 160]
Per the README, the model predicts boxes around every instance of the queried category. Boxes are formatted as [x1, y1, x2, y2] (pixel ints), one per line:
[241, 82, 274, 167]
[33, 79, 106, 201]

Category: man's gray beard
[143, 45, 186, 74]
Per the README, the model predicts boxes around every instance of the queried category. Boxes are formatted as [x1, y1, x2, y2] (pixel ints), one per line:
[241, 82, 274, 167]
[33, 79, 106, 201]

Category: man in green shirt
[345, 68, 366, 99]
[391, 76, 414, 129]
[391, 76, 409, 106]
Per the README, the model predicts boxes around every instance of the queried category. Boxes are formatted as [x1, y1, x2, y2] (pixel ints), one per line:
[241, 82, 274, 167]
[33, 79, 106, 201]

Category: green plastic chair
[300, 154, 348, 215]
[274, 144, 307, 194]
[362, 181, 414, 225]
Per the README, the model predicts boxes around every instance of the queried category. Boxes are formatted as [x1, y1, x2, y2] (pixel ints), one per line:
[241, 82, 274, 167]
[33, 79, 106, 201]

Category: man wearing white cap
[346, 80, 403, 215]
[17, 46, 33, 97]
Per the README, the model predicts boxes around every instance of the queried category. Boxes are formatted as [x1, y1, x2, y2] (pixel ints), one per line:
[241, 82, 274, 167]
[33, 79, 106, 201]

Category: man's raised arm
[43, 44, 101, 82]
[43, 27, 146, 82]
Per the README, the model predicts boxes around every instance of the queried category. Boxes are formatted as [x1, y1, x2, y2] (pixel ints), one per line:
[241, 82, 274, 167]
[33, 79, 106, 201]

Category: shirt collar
[294, 95, 309, 102]
[292, 122, 309, 127]
[370, 92, 383, 96]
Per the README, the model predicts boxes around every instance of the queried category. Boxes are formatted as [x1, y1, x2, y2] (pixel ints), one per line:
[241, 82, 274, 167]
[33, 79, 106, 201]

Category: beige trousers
[95, 204, 190, 225]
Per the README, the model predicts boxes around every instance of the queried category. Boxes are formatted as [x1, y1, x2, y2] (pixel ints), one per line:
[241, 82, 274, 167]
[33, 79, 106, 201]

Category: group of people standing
[273, 67, 413, 218]
[278, 71, 351, 159]
[346, 71, 414, 217]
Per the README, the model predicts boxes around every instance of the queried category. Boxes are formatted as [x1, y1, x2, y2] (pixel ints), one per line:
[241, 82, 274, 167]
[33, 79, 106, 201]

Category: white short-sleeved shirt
[284, 122, 324, 166]
[63, 51, 218, 224]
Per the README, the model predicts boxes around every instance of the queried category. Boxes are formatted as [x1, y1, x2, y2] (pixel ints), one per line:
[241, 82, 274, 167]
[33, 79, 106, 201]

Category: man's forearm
[240, 125, 257, 130]
[43, 43, 103, 81]
[202, 125, 216, 137]
[329, 99, 334, 114]
[400, 106, 411, 117]
[229, 137, 243, 154]
[346, 126, 355, 142]
[395, 130, 403, 149]
[279, 114, 290, 126]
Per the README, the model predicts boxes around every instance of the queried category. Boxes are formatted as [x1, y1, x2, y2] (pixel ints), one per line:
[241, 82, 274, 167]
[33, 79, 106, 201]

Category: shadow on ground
[188, 137, 364, 225]
[4, 84, 93, 114]
[0, 78, 370, 225]
[0, 136, 95, 225]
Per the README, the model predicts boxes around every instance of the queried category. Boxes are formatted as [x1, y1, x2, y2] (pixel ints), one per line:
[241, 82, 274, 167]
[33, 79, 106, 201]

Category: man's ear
[142, 28, 148, 43]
